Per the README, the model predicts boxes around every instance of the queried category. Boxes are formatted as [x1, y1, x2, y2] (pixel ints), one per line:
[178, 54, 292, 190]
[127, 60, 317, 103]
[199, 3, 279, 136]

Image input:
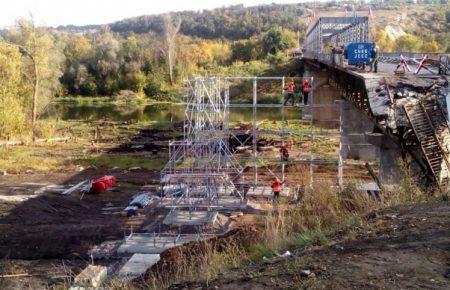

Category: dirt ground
[170, 201, 450, 290]
[0, 168, 160, 289]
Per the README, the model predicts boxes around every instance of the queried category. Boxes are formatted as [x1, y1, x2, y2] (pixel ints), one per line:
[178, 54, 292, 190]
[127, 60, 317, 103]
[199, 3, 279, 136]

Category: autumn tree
[262, 26, 296, 55]
[419, 40, 441, 53]
[394, 34, 421, 52]
[161, 14, 181, 85]
[3, 18, 64, 139]
[0, 45, 26, 138]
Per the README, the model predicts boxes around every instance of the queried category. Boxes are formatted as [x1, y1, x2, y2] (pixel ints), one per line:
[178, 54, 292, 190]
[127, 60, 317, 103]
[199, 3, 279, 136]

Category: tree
[262, 26, 296, 55]
[0, 44, 26, 138]
[374, 30, 394, 52]
[160, 14, 181, 85]
[91, 29, 121, 95]
[3, 18, 64, 139]
[394, 34, 421, 52]
[419, 40, 441, 53]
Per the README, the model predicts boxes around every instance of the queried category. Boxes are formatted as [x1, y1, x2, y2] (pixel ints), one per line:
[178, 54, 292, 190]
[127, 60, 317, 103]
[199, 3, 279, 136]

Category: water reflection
[44, 103, 301, 123]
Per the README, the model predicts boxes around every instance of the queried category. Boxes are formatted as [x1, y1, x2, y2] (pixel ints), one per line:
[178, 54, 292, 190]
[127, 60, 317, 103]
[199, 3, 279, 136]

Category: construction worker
[370, 43, 379, 73]
[280, 144, 289, 161]
[283, 81, 296, 106]
[271, 177, 285, 202]
[302, 79, 311, 105]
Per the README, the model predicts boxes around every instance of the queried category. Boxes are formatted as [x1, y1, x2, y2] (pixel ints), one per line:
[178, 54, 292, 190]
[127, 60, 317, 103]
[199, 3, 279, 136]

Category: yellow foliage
[374, 30, 394, 52]
[394, 34, 421, 52]
[0, 44, 26, 138]
[419, 41, 441, 53]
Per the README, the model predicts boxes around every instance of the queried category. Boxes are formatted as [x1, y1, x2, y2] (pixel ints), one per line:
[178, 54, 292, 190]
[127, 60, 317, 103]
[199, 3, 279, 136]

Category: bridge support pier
[366, 133, 402, 185]
[340, 100, 379, 160]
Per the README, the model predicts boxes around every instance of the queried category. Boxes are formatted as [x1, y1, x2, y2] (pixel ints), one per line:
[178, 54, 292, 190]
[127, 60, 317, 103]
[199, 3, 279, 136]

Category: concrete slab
[73, 265, 107, 288]
[118, 254, 160, 279]
[162, 210, 218, 226]
[117, 234, 211, 254]
[356, 183, 380, 191]
[247, 186, 290, 197]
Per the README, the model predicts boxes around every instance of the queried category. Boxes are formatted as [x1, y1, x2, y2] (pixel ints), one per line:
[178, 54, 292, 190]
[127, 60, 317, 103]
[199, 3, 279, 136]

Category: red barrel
[89, 176, 116, 194]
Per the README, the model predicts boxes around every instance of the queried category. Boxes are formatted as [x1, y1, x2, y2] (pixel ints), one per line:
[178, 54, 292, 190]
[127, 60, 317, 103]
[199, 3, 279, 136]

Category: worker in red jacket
[302, 79, 311, 105]
[271, 177, 285, 202]
[283, 81, 296, 106]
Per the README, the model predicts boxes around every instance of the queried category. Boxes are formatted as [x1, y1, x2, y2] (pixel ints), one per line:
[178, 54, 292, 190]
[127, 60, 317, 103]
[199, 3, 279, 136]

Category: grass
[74, 154, 167, 170]
[0, 118, 174, 173]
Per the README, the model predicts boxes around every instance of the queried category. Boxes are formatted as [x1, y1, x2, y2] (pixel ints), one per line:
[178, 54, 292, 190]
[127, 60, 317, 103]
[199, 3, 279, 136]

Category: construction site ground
[0, 168, 161, 289]
[0, 122, 376, 288]
[170, 201, 450, 289]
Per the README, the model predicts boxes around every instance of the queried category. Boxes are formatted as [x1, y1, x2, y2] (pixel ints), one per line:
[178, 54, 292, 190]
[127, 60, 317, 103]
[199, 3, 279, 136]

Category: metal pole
[338, 100, 344, 188]
[281, 77, 286, 186]
[253, 77, 258, 186]
[309, 76, 314, 188]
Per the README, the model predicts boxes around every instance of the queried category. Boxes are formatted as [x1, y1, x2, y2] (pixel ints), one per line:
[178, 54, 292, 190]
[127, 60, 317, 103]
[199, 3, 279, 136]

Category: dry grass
[116, 164, 441, 289]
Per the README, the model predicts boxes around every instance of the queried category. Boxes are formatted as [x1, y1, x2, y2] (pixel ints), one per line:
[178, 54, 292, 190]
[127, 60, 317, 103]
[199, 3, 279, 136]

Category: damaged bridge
[303, 16, 450, 188]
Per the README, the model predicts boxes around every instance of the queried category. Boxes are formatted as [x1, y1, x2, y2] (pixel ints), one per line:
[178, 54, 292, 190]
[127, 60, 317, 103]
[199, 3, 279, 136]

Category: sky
[0, 0, 310, 28]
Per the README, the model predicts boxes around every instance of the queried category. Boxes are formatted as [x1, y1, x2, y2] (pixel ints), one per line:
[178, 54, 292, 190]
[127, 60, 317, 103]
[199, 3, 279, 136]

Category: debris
[280, 250, 291, 257]
[300, 269, 312, 277]
[35, 184, 66, 194]
[61, 180, 88, 195]
[73, 265, 107, 288]
[129, 193, 154, 208]
[129, 166, 142, 171]
[25, 169, 33, 174]
[386, 214, 398, 220]
[1, 170, 7, 176]
[0, 273, 31, 278]
[88, 240, 122, 260]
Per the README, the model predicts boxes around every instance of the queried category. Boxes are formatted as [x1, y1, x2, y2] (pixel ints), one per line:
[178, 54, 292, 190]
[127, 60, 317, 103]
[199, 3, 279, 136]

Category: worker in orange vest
[283, 81, 296, 106]
[271, 177, 285, 202]
[280, 144, 289, 161]
[302, 79, 311, 105]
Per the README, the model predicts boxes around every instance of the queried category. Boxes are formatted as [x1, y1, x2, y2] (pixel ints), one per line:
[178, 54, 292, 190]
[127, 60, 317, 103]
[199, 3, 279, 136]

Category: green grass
[74, 154, 167, 170]
[54, 96, 182, 106]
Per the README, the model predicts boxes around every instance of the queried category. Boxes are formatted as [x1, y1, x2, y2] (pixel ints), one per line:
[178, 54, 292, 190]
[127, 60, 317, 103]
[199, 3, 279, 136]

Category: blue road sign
[344, 42, 374, 65]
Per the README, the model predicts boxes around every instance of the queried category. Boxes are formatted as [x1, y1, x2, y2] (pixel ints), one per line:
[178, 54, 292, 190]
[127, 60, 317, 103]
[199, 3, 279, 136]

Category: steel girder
[306, 16, 370, 54]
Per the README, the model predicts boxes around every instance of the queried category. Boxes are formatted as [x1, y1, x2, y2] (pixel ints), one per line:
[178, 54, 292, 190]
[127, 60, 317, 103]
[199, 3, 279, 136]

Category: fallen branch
[0, 137, 72, 147]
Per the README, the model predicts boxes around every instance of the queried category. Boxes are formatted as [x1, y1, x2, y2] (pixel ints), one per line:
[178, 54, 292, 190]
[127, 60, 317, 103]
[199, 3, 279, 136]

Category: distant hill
[56, 2, 448, 45]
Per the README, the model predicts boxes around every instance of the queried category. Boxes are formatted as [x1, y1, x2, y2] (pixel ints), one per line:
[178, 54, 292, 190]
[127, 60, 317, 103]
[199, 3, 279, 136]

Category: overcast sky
[0, 0, 313, 28]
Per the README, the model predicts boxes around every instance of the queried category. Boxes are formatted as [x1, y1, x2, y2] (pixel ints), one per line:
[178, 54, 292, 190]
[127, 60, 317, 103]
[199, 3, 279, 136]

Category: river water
[44, 102, 301, 123]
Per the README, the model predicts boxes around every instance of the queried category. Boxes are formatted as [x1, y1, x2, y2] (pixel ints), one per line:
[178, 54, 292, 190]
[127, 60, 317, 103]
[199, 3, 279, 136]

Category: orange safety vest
[302, 81, 310, 93]
[272, 181, 282, 192]
[286, 83, 295, 93]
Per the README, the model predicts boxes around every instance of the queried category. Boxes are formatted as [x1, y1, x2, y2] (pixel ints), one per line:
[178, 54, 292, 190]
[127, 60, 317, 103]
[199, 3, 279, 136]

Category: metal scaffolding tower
[161, 76, 343, 207]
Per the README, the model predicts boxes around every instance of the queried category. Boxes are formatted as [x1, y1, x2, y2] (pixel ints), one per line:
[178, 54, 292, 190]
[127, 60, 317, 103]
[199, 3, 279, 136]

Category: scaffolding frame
[161, 76, 344, 208]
